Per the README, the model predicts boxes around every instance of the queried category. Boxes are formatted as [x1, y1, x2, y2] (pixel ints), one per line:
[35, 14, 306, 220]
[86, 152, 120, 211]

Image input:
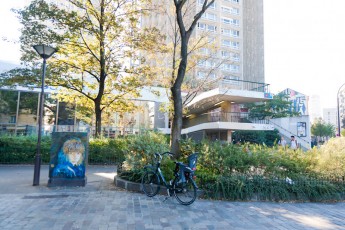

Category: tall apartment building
[141, 0, 265, 86]
[142, 0, 276, 143]
[323, 108, 337, 132]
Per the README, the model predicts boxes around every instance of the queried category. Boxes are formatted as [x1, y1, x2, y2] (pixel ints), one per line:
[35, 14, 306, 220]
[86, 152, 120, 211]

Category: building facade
[323, 108, 338, 134]
[140, 0, 272, 143]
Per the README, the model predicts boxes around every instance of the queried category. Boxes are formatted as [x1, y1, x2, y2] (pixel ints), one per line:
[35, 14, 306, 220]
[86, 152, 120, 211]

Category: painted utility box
[48, 132, 89, 187]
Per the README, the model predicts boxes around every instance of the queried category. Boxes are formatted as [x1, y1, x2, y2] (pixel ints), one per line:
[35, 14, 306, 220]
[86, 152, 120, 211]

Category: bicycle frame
[142, 152, 198, 205]
[144, 153, 180, 195]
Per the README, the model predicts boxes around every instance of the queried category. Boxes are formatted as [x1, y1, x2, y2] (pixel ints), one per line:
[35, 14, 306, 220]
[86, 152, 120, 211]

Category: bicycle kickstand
[163, 189, 172, 202]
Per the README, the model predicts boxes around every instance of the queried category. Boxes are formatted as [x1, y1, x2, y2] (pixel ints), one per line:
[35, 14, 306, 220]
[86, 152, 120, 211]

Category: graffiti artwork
[48, 132, 88, 186]
[52, 138, 86, 178]
[297, 122, 307, 137]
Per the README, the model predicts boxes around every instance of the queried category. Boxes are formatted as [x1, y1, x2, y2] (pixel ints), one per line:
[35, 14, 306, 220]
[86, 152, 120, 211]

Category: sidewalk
[1, 165, 345, 230]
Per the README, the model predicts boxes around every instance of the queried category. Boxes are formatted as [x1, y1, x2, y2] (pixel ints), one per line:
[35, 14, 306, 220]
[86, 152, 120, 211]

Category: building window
[222, 39, 231, 47]
[230, 52, 240, 61]
[206, 60, 216, 68]
[221, 6, 240, 15]
[207, 24, 217, 32]
[222, 40, 239, 49]
[221, 28, 240, 37]
[221, 51, 239, 61]
[221, 50, 230, 58]
[224, 0, 239, 3]
[202, 12, 217, 21]
[199, 47, 209, 55]
[232, 7, 240, 15]
[197, 71, 206, 78]
[197, 60, 206, 67]
[198, 0, 216, 9]
[197, 22, 206, 30]
[222, 17, 239, 26]
[10, 116, 16, 124]
[197, 71, 216, 79]
[222, 64, 240, 73]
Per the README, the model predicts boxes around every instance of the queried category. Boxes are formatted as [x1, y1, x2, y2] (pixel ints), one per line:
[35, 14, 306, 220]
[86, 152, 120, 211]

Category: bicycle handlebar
[154, 152, 174, 160]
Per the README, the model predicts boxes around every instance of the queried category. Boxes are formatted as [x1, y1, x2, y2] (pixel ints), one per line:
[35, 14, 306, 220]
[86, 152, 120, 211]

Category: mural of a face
[68, 150, 83, 165]
[63, 138, 85, 165]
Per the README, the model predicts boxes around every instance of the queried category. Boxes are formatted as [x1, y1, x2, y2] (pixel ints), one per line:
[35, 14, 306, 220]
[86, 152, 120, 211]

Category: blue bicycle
[141, 152, 198, 205]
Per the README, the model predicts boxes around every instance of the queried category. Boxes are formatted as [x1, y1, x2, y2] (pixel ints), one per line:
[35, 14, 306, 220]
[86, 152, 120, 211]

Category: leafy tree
[247, 93, 300, 120]
[169, 0, 215, 156]
[311, 118, 335, 144]
[2, 0, 164, 136]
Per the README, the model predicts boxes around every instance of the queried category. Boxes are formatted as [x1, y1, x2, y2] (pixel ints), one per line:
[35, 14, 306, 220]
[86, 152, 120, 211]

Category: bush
[88, 138, 127, 164]
[197, 173, 345, 202]
[120, 136, 345, 202]
[0, 135, 126, 165]
[0, 135, 51, 164]
[309, 137, 345, 177]
[120, 131, 169, 170]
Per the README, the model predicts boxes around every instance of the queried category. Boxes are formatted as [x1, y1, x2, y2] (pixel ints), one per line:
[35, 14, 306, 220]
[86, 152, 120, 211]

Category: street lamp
[33, 45, 57, 186]
[337, 83, 345, 137]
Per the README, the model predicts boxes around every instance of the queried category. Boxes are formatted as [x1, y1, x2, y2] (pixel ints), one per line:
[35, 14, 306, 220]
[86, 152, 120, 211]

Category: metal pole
[55, 100, 59, 132]
[337, 83, 345, 137]
[14, 91, 20, 135]
[74, 101, 77, 132]
[337, 95, 341, 136]
[33, 58, 46, 186]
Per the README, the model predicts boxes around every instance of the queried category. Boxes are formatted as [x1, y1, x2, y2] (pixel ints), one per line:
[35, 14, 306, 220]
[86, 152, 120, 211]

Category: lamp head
[33, 45, 57, 59]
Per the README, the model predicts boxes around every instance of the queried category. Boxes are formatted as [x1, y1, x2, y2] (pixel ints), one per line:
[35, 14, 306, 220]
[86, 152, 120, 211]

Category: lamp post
[33, 45, 57, 186]
[337, 83, 345, 137]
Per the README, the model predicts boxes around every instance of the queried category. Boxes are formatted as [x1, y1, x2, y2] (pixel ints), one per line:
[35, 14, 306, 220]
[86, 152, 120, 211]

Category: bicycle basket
[187, 153, 198, 170]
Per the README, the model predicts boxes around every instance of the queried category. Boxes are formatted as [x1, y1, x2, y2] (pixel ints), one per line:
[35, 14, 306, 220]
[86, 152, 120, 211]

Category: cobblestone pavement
[1, 165, 345, 230]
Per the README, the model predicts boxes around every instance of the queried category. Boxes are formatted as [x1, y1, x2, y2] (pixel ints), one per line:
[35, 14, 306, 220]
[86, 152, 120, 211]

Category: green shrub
[88, 138, 127, 164]
[120, 136, 345, 202]
[309, 137, 345, 177]
[0, 135, 126, 165]
[121, 131, 170, 171]
[0, 135, 51, 164]
[197, 173, 345, 202]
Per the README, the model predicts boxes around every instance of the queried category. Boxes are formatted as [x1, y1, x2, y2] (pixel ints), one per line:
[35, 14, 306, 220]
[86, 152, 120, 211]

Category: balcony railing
[220, 79, 270, 93]
[184, 112, 269, 128]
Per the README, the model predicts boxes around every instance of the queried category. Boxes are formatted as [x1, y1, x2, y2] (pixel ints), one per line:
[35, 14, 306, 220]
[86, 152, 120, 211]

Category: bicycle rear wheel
[173, 177, 197, 205]
[141, 171, 160, 197]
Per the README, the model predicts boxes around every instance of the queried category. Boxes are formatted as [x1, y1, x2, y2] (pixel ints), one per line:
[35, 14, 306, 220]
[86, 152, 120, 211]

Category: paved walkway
[0, 165, 345, 230]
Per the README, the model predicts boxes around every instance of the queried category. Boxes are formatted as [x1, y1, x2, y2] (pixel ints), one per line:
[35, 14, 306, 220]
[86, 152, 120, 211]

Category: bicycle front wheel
[141, 171, 160, 197]
[173, 177, 197, 205]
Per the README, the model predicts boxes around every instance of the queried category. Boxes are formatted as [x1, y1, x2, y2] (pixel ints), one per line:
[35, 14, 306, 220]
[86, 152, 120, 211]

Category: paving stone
[1, 166, 345, 230]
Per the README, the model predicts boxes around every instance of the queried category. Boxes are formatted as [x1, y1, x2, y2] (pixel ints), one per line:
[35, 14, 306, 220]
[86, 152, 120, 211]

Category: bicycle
[141, 151, 198, 205]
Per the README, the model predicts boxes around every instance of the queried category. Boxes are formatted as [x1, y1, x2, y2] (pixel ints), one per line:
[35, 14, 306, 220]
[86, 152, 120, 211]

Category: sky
[1, 0, 345, 112]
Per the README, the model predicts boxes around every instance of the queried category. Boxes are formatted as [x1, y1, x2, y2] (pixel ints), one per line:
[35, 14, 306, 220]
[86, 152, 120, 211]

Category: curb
[114, 176, 203, 197]
[114, 176, 172, 195]
[114, 176, 142, 192]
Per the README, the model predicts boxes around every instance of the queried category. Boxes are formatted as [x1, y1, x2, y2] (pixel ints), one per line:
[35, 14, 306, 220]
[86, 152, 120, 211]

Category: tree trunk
[95, 100, 102, 137]
[171, 0, 214, 156]
[94, 0, 105, 138]
[170, 86, 183, 156]
[170, 35, 189, 157]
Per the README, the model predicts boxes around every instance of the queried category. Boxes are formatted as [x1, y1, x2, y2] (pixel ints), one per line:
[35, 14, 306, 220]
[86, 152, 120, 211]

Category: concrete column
[221, 101, 232, 122]
[227, 130, 233, 143]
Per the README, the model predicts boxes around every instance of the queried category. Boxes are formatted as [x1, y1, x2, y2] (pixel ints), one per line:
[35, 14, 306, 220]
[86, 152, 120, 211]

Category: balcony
[184, 112, 269, 128]
[219, 79, 270, 93]
[186, 79, 272, 114]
